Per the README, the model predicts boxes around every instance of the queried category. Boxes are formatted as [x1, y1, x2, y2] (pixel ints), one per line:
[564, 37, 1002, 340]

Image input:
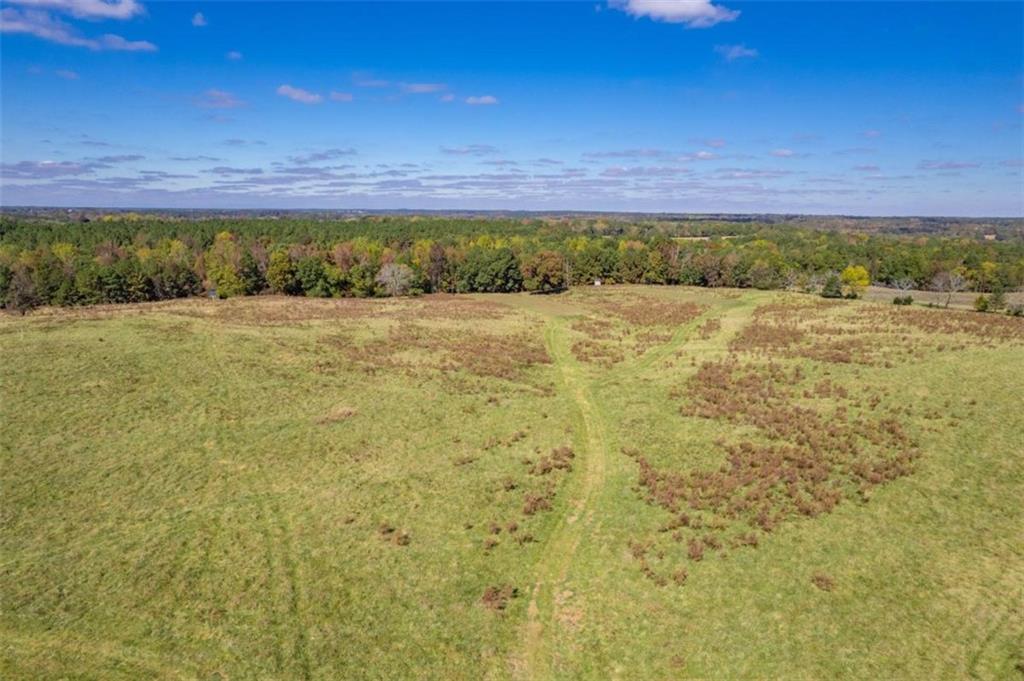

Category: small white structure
[594, 279, 602, 286]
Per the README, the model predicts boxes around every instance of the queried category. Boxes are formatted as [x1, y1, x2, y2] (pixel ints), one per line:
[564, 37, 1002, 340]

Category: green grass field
[2, 287, 1022, 680]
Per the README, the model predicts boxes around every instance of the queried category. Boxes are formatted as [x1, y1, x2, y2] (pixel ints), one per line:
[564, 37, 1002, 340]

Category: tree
[892, 278, 916, 294]
[617, 242, 648, 284]
[973, 295, 990, 312]
[375, 263, 414, 297]
[931, 271, 966, 308]
[840, 265, 870, 298]
[988, 283, 1007, 312]
[820, 273, 843, 299]
[204, 232, 246, 298]
[456, 247, 523, 293]
[641, 249, 669, 285]
[522, 250, 567, 292]
[266, 250, 299, 295]
[6, 265, 40, 314]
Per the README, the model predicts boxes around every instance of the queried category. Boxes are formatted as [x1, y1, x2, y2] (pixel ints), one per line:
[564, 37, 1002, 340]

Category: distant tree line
[1, 216, 1022, 313]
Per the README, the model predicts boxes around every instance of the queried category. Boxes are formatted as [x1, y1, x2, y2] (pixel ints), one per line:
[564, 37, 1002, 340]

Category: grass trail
[512, 292, 764, 679]
[514, 318, 610, 680]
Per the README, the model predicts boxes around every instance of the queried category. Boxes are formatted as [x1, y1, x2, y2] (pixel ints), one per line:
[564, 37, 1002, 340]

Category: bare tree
[892, 278, 916, 293]
[375, 263, 414, 297]
[931, 271, 966, 308]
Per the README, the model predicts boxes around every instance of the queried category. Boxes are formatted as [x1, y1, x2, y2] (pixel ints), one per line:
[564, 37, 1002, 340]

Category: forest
[1, 214, 1022, 312]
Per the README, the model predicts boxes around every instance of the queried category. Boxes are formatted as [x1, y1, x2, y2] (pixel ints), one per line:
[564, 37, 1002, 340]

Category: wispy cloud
[276, 84, 323, 104]
[191, 11, 206, 27]
[441, 144, 499, 156]
[222, 138, 265, 147]
[330, 91, 353, 102]
[863, 129, 882, 138]
[681, 150, 718, 161]
[0, 8, 157, 51]
[600, 165, 693, 177]
[226, 50, 242, 61]
[465, 95, 499, 105]
[169, 155, 222, 162]
[400, 82, 446, 94]
[714, 44, 758, 61]
[610, 0, 739, 28]
[92, 154, 144, 163]
[700, 138, 727, 148]
[55, 68, 78, 79]
[288, 148, 357, 165]
[1, 159, 104, 178]
[4, 0, 144, 20]
[205, 166, 264, 176]
[853, 164, 880, 172]
[918, 159, 980, 170]
[197, 89, 244, 109]
[584, 148, 665, 159]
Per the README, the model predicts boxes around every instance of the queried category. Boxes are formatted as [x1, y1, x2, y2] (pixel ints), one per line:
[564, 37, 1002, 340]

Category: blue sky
[1, 1, 1022, 215]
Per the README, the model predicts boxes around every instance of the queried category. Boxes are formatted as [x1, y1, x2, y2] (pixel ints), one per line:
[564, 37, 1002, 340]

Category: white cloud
[197, 88, 244, 109]
[702, 138, 726, 148]
[97, 32, 156, 51]
[466, 95, 499, 105]
[329, 91, 353, 102]
[863, 129, 882, 138]
[610, 0, 739, 28]
[191, 12, 206, 27]
[439, 93, 455, 103]
[714, 44, 758, 61]
[276, 84, 323, 104]
[770, 148, 796, 158]
[400, 82, 446, 94]
[0, 8, 157, 51]
[4, 0, 143, 20]
[226, 50, 242, 61]
[55, 68, 79, 79]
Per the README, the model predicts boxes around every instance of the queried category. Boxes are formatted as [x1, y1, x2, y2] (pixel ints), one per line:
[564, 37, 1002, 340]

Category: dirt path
[513, 318, 610, 680]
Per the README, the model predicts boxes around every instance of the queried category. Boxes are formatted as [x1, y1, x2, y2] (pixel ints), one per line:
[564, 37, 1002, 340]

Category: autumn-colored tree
[522, 250, 566, 292]
[840, 265, 870, 298]
[266, 250, 299, 295]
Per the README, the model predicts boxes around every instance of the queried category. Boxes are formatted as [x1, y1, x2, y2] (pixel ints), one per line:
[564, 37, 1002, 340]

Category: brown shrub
[811, 573, 835, 591]
[481, 585, 519, 610]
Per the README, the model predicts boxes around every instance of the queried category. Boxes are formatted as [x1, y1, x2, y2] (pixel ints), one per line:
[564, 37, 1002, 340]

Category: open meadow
[2, 286, 1022, 680]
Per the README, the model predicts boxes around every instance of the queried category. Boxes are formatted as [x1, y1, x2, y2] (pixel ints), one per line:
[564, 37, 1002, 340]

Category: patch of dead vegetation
[320, 322, 551, 382]
[480, 585, 519, 611]
[625, 347, 921, 583]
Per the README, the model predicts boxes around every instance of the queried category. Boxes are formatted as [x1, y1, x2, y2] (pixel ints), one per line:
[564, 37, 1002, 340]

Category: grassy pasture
[2, 287, 1022, 680]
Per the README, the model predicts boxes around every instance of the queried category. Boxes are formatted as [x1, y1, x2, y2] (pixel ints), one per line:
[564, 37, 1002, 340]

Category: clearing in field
[1, 286, 1022, 680]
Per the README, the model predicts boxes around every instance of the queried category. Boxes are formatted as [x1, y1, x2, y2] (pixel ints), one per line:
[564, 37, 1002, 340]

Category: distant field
[863, 285, 1024, 310]
[2, 287, 1022, 680]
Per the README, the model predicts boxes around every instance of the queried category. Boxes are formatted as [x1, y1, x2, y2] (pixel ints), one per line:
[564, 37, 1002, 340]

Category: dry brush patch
[568, 292, 705, 365]
[318, 321, 551, 385]
[731, 300, 1024, 367]
[619, 303, 972, 584]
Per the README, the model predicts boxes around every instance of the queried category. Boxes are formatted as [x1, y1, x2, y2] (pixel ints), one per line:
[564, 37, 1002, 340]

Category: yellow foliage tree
[840, 265, 870, 298]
